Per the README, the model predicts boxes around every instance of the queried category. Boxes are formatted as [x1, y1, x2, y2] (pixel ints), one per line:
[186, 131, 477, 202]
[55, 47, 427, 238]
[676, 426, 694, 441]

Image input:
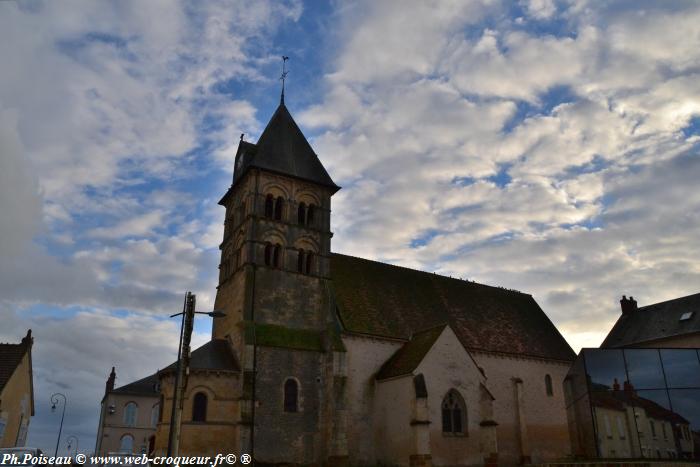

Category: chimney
[106, 367, 116, 393]
[620, 295, 638, 314]
[21, 329, 33, 346]
[613, 378, 620, 391]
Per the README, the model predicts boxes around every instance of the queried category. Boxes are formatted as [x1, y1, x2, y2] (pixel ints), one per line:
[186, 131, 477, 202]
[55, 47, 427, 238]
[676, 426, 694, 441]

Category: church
[143, 94, 576, 466]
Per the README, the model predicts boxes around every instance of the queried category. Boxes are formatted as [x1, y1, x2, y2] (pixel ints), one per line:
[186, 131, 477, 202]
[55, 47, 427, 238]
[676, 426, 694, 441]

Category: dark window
[545, 374, 553, 396]
[297, 203, 306, 225]
[307, 204, 315, 225]
[192, 392, 207, 422]
[264, 243, 272, 266]
[264, 194, 274, 218]
[441, 390, 466, 435]
[284, 379, 298, 412]
[274, 196, 284, 220]
[158, 394, 164, 422]
[297, 249, 305, 273]
[305, 252, 314, 275]
[273, 244, 281, 268]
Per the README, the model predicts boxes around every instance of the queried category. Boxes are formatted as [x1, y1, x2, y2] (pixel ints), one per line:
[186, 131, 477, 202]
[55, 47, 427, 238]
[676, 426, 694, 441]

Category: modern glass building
[564, 348, 700, 460]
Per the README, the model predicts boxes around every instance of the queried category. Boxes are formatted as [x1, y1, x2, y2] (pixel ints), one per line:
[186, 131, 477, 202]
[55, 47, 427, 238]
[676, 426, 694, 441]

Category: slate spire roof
[224, 103, 339, 201]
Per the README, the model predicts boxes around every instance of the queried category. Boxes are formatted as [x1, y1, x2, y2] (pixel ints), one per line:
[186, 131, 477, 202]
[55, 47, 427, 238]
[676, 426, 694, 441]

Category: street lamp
[50, 393, 67, 457]
[166, 292, 225, 459]
[66, 435, 79, 457]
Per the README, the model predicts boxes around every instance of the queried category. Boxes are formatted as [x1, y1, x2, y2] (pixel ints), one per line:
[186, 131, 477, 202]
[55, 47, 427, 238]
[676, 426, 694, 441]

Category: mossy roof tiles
[330, 253, 575, 362]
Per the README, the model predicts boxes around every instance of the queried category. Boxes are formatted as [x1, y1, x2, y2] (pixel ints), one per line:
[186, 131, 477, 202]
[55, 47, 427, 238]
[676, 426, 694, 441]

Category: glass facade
[564, 348, 700, 460]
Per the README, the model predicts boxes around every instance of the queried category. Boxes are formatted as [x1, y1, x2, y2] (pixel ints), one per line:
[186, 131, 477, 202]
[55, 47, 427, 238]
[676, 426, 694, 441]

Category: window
[307, 204, 315, 225]
[441, 389, 466, 435]
[604, 414, 612, 438]
[264, 194, 274, 218]
[273, 244, 281, 268]
[305, 252, 314, 275]
[158, 395, 164, 422]
[192, 392, 207, 422]
[650, 420, 656, 438]
[264, 243, 272, 266]
[545, 374, 553, 396]
[274, 196, 284, 220]
[150, 404, 159, 427]
[119, 434, 134, 453]
[124, 402, 137, 427]
[662, 422, 667, 440]
[297, 250, 305, 273]
[297, 202, 306, 224]
[616, 416, 626, 439]
[284, 379, 299, 412]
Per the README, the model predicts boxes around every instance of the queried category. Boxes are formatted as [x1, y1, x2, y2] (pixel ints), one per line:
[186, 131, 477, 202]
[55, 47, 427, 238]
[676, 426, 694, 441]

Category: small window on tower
[545, 374, 553, 396]
[297, 249, 305, 273]
[264, 243, 272, 266]
[297, 202, 306, 225]
[283, 378, 299, 412]
[192, 392, 207, 422]
[307, 204, 316, 225]
[274, 196, 284, 220]
[305, 252, 314, 275]
[264, 195, 274, 218]
[273, 244, 281, 268]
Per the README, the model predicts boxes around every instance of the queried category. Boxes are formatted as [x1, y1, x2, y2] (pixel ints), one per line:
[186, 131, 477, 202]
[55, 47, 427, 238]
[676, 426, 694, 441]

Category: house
[602, 293, 700, 348]
[0, 330, 34, 448]
[94, 367, 159, 455]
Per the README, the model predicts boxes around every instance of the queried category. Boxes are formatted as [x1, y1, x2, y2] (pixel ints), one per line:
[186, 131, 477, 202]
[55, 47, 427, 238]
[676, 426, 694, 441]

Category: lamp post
[165, 292, 225, 459]
[50, 393, 67, 457]
[66, 435, 79, 457]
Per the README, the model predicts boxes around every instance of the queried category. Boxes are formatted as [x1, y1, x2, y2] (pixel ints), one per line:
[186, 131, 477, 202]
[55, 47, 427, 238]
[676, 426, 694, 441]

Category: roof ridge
[331, 252, 529, 296]
[638, 291, 700, 310]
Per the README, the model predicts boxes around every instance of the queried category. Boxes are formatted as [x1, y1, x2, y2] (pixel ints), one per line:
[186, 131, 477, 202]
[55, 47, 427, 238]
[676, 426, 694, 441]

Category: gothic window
[192, 392, 207, 422]
[283, 378, 299, 413]
[545, 374, 553, 396]
[307, 204, 315, 225]
[264, 243, 272, 266]
[265, 194, 274, 218]
[119, 434, 134, 453]
[297, 202, 306, 225]
[441, 390, 466, 435]
[305, 252, 314, 275]
[124, 402, 138, 427]
[273, 244, 282, 268]
[274, 196, 284, 220]
[297, 249, 305, 273]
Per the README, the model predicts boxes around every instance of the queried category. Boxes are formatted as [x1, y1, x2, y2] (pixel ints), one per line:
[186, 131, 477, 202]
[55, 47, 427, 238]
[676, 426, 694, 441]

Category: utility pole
[166, 292, 195, 459]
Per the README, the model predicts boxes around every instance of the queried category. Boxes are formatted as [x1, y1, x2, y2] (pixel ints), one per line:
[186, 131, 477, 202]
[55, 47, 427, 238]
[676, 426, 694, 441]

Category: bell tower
[213, 95, 346, 464]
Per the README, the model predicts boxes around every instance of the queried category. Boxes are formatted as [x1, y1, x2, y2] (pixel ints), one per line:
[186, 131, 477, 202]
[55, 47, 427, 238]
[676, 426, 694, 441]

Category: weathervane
[280, 55, 289, 104]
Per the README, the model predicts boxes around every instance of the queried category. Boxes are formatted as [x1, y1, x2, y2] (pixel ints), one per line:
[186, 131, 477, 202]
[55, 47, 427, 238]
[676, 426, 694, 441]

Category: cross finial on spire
[280, 55, 289, 104]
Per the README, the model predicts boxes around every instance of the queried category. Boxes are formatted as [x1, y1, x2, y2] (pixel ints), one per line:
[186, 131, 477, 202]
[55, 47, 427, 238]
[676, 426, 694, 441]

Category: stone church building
[147, 98, 576, 466]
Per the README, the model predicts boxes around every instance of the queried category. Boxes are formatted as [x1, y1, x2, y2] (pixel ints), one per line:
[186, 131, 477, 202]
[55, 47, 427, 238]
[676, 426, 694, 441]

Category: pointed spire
[280, 55, 289, 105]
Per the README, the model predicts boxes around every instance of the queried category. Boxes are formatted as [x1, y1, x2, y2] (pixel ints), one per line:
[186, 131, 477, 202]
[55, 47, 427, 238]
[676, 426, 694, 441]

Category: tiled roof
[376, 325, 446, 380]
[113, 373, 159, 396]
[0, 331, 32, 393]
[227, 103, 339, 193]
[602, 292, 700, 348]
[161, 339, 240, 374]
[331, 254, 575, 362]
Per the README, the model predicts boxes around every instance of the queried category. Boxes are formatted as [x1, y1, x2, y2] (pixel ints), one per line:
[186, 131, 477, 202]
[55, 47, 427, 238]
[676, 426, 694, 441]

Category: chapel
[148, 96, 576, 467]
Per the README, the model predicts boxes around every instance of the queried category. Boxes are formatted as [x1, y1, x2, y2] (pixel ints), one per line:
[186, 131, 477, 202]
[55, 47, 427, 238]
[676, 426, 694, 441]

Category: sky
[1, 0, 699, 455]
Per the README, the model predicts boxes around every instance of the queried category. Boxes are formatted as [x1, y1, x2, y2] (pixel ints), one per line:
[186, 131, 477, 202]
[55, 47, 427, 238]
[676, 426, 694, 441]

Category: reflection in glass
[635, 389, 671, 410]
[661, 349, 700, 388]
[585, 349, 627, 391]
[624, 349, 666, 389]
[668, 389, 699, 460]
